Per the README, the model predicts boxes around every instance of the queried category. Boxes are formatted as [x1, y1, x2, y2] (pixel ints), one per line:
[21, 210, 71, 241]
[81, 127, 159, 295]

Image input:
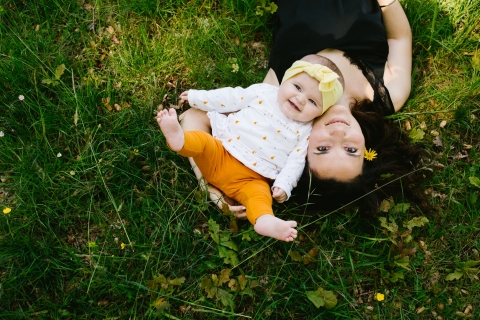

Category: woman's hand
[272, 187, 287, 203]
[207, 184, 247, 219]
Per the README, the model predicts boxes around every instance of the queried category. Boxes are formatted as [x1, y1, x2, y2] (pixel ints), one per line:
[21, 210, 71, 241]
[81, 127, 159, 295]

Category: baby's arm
[186, 85, 261, 113]
[272, 129, 311, 201]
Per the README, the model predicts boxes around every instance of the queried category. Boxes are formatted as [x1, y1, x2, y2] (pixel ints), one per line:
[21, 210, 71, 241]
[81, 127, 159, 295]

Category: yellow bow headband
[282, 60, 344, 114]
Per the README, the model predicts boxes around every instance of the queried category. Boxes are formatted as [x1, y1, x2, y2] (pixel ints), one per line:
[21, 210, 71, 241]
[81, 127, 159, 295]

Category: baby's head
[277, 55, 344, 123]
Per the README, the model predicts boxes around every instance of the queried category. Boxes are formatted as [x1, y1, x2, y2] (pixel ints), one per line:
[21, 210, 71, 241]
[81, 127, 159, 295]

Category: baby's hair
[294, 99, 427, 214]
[300, 54, 345, 89]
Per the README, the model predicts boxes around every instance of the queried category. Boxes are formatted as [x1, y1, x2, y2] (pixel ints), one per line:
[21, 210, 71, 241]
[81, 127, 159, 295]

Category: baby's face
[277, 72, 324, 122]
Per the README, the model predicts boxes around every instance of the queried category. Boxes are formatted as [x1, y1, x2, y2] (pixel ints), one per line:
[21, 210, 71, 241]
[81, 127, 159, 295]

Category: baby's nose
[296, 94, 306, 104]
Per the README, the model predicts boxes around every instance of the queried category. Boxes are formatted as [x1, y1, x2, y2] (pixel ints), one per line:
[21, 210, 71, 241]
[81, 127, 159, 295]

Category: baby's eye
[294, 84, 301, 91]
[317, 146, 328, 152]
[309, 99, 317, 106]
[345, 147, 357, 153]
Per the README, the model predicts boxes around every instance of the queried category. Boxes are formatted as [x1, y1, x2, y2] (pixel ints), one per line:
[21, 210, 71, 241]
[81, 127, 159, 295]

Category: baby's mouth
[289, 100, 300, 111]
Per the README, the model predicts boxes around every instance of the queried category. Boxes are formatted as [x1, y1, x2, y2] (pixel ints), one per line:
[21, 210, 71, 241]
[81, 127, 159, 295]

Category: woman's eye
[345, 147, 357, 153]
[309, 99, 317, 106]
[317, 146, 328, 152]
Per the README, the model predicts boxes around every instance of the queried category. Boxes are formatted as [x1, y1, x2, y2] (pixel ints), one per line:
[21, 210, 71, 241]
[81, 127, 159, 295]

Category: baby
[157, 60, 343, 241]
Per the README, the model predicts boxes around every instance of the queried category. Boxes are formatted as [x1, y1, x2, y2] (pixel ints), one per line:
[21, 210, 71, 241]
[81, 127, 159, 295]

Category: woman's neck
[317, 49, 374, 105]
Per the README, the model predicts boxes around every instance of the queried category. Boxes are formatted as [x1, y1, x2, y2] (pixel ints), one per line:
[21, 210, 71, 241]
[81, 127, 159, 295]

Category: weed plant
[1, 0, 479, 318]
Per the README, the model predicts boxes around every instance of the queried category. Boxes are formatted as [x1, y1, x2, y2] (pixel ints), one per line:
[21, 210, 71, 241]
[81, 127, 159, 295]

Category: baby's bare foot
[254, 215, 297, 242]
[156, 108, 184, 151]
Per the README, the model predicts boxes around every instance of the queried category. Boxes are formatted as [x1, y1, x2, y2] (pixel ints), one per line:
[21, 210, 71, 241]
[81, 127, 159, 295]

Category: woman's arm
[380, 0, 412, 112]
[263, 68, 280, 86]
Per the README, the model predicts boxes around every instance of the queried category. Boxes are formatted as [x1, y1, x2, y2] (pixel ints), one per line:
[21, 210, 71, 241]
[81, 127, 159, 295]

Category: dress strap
[343, 53, 395, 116]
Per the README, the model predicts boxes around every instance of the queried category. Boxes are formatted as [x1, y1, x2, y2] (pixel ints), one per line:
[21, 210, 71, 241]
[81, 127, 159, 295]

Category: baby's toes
[288, 221, 297, 228]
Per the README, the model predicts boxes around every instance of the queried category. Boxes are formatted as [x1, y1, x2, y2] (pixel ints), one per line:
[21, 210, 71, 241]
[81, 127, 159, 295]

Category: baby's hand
[272, 187, 287, 203]
[179, 91, 189, 105]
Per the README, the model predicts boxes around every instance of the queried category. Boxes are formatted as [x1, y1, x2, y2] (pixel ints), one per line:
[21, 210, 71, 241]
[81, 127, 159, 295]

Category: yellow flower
[3, 207, 11, 214]
[375, 293, 385, 301]
[364, 148, 378, 161]
[120, 242, 125, 250]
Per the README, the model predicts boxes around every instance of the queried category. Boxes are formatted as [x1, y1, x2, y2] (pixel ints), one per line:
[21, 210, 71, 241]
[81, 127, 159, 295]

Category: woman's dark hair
[294, 99, 426, 214]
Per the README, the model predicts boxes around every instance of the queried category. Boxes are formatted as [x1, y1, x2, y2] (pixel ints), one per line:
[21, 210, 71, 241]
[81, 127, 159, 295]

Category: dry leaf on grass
[111, 35, 120, 44]
[404, 120, 411, 131]
[433, 136, 443, 147]
[102, 97, 112, 111]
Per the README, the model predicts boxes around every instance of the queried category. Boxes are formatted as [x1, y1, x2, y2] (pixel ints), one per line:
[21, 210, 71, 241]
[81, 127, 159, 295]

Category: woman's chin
[324, 104, 351, 115]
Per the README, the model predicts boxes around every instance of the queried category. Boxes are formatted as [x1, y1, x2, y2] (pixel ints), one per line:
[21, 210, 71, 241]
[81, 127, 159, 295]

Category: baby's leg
[156, 109, 184, 151]
[235, 180, 297, 242]
[158, 110, 245, 215]
[179, 109, 243, 214]
[179, 108, 211, 180]
[157, 110, 218, 171]
[254, 215, 298, 242]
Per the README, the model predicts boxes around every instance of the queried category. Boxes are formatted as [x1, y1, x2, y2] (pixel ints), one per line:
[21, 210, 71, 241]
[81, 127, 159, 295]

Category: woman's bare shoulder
[263, 68, 280, 87]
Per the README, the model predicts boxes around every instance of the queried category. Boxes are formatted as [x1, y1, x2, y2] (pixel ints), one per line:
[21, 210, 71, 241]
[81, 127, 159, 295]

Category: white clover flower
[0, 131, 4, 137]
[18, 95, 25, 101]
[57, 152, 62, 157]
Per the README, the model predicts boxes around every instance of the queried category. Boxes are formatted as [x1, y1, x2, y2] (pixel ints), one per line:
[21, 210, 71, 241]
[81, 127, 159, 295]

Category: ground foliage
[1, 0, 480, 318]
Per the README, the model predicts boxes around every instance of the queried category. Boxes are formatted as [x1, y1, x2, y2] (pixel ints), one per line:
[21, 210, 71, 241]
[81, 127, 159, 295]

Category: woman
[265, 0, 412, 179]
[180, 0, 423, 214]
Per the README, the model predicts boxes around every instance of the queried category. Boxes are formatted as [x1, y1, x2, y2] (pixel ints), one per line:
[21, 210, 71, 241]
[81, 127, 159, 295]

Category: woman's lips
[326, 118, 349, 126]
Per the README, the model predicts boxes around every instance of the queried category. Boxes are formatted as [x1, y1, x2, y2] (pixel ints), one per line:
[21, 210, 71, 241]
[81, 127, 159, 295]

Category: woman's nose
[329, 127, 346, 137]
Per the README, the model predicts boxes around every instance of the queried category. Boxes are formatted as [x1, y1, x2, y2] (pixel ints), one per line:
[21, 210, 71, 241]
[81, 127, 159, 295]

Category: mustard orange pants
[177, 131, 273, 225]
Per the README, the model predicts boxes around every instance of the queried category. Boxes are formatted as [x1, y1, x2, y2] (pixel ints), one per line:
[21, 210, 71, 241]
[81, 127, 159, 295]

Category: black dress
[269, 0, 394, 115]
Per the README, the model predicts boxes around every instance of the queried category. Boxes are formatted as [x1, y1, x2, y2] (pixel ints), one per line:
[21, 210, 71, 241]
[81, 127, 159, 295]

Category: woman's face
[307, 104, 365, 181]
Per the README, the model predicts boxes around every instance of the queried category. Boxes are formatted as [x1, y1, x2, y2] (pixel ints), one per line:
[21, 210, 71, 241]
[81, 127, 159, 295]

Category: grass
[1, 0, 479, 318]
